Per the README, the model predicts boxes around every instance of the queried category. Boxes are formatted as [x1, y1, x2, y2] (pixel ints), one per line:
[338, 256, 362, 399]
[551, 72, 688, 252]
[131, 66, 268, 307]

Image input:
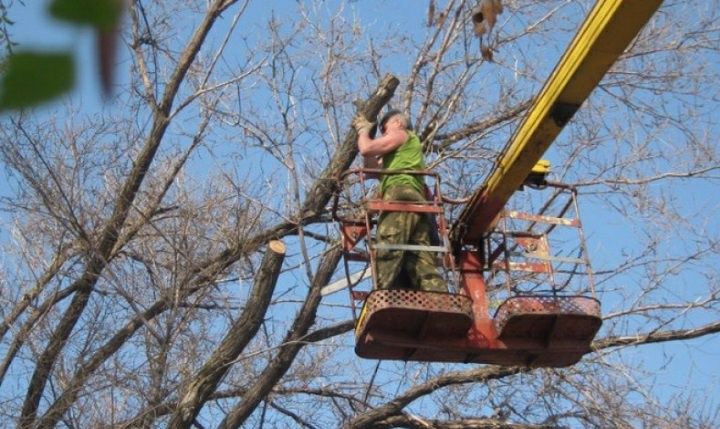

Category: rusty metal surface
[494, 295, 602, 346]
[341, 224, 367, 252]
[492, 261, 553, 274]
[347, 187, 602, 366]
[355, 290, 474, 340]
[354, 291, 599, 367]
[337, 169, 603, 367]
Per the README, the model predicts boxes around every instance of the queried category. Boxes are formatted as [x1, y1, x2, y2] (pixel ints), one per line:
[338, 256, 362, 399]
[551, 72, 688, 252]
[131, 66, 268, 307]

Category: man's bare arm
[357, 128, 407, 157]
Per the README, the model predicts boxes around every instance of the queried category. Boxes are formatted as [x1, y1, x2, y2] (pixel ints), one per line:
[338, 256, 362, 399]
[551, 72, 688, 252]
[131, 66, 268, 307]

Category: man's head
[379, 110, 411, 134]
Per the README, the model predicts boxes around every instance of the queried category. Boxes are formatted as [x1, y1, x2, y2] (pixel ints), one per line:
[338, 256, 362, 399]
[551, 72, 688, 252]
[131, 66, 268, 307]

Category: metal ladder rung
[507, 251, 587, 265]
[502, 210, 580, 227]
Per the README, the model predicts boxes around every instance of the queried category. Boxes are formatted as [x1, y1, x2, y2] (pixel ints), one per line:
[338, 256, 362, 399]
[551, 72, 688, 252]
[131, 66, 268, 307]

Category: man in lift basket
[352, 110, 448, 294]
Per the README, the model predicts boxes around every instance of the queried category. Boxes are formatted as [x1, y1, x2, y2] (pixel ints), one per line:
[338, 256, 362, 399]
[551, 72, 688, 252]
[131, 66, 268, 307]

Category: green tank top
[380, 131, 425, 195]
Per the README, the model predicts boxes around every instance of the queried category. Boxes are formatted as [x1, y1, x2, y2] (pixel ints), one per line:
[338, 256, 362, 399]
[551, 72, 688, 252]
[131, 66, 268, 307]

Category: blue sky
[2, 0, 719, 424]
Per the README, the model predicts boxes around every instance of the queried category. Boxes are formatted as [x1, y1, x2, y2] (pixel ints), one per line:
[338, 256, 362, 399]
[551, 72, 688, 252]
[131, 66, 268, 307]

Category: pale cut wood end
[268, 240, 286, 255]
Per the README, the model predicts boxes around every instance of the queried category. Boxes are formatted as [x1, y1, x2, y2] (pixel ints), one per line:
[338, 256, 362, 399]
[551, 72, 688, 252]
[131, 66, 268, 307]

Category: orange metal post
[459, 250, 498, 349]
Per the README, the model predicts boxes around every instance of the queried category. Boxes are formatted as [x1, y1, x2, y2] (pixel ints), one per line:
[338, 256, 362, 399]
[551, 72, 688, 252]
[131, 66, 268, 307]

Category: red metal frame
[332, 168, 459, 319]
[333, 171, 601, 367]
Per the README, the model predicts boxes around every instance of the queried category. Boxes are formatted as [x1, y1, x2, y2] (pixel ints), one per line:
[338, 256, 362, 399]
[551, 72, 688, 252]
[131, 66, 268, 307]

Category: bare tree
[0, 0, 719, 428]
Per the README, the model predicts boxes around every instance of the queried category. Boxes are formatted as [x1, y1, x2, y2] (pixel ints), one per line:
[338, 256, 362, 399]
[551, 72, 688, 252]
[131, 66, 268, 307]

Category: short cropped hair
[379, 109, 412, 131]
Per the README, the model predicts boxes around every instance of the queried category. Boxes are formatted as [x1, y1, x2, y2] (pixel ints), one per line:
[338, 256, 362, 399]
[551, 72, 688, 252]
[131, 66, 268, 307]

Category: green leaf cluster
[0, 0, 121, 110]
[0, 51, 73, 109]
[49, 0, 122, 32]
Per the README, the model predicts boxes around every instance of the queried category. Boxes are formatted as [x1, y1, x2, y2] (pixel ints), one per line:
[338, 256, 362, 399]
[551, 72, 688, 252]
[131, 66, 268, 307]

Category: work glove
[352, 115, 375, 135]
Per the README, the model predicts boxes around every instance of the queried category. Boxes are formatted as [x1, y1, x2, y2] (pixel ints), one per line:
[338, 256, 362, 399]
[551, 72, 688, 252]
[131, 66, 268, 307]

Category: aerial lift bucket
[333, 170, 601, 366]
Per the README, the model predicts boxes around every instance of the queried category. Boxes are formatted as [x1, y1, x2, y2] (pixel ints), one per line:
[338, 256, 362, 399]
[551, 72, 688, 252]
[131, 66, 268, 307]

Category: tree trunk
[169, 240, 286, 429]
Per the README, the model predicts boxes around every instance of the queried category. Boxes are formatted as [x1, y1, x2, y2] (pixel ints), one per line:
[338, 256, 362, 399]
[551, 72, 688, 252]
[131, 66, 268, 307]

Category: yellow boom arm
[451, 0, 663, 245]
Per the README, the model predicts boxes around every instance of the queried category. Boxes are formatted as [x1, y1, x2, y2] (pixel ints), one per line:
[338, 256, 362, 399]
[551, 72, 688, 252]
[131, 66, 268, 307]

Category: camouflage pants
[375, 185, 448, 292]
